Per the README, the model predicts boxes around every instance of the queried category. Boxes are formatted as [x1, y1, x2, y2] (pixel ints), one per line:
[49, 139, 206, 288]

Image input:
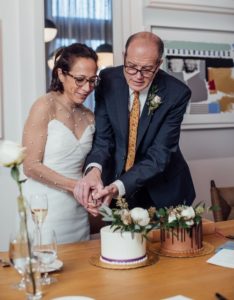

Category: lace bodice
[23, 91, 95, 192]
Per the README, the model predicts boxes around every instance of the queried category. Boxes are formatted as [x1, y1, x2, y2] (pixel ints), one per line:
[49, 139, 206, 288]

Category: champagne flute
[9, 231, 28, 289]
[30, 194, 48, 246]
[33, 229, 57, 285]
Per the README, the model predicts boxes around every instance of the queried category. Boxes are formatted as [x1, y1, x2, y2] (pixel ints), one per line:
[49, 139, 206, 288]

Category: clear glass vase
[25, 257, 42, 300]
[8, 196, 29, 290]
[9, 195, 41, 299]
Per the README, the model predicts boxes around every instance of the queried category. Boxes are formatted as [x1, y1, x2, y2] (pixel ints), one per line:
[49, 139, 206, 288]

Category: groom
[74, 31, 195, 214]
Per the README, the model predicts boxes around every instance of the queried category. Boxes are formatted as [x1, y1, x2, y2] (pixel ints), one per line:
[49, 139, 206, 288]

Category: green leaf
[209, 204, 220, 212]
[99, 205, 112, 216]
[134, 224, 140, 230]
[11, 166, 20, 183]
[145, 224, 152, 230]
[102, 216, 115, 222]
[157, 208, 166, 217]
[113, 226, 121, 232]
[19, 179, 27, 184]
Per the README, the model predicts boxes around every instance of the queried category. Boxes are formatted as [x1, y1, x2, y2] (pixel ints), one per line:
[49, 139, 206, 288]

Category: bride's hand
[73, 168, 102, 208]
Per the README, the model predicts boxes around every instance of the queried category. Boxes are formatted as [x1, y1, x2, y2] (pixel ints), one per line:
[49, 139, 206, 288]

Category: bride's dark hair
[49, 43, 98, 92]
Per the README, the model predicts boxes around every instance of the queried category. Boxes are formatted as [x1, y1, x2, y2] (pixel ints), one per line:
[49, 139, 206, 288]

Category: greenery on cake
[156, 203, 206, 230]
[99, 198, 158, 236]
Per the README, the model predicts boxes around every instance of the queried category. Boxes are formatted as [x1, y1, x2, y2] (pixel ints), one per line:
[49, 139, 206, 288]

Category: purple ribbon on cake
[101, 254, 147, 264]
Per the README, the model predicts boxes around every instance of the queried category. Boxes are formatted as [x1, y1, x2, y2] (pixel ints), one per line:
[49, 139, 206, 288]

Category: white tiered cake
[100, 226, 147, 265]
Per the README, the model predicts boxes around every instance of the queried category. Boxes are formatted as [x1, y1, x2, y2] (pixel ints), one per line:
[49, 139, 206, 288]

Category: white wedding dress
[24, 119, 95, 244]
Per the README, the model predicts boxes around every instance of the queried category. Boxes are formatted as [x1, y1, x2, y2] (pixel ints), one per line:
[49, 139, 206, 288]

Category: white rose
[168, 212, 177, 223]
[181, 206, 195, 220]
[130, 207, 150, 227]
[152, 95, 161, 105]
[185, 219, 194, 226]
[0, 140, 26, 167]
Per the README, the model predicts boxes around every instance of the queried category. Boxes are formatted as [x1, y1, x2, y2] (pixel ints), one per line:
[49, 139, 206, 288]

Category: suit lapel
[115, 78, 129, 145]
[136, 71, 166, 149]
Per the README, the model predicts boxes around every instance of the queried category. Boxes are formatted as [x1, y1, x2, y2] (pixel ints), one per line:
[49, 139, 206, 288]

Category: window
[51, 0, 112, 20]
[44, 0, 113, 99]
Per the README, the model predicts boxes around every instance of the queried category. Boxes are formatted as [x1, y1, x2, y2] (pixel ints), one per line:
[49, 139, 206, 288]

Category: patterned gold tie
[125, 91, 140, 171]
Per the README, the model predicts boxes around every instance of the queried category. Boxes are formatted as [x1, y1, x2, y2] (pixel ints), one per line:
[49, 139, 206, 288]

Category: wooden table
[1, 221, 234, 300]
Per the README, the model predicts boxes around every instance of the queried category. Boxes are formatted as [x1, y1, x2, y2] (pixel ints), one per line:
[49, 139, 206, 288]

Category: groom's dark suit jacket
[85, 66, 196, 209]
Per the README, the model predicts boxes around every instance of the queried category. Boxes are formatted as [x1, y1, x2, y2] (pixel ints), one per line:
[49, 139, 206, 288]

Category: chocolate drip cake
[160, 221, 203, 254]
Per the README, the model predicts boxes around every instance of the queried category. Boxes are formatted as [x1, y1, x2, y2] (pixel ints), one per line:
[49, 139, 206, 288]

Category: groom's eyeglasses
[65, 72, 100, 88]
[124, 65, 156, 78]
[124, 60, 161, 78]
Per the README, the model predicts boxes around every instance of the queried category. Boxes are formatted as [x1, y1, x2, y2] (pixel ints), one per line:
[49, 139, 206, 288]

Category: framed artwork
[0, 21, 3, 138]
[151, 26, 234, 129]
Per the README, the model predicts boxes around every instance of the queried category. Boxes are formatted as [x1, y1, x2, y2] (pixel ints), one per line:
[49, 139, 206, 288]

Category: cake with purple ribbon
[99, 198, 157, 266]
[100, 225, 147, 265]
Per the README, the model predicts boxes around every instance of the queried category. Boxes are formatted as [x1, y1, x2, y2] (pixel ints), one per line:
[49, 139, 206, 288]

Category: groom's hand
[93, 183, 119, 207]
[73, 167, 103, 210]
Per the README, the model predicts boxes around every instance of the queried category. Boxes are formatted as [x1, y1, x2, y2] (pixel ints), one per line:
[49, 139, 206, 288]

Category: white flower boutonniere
[147, 86, 162, 115]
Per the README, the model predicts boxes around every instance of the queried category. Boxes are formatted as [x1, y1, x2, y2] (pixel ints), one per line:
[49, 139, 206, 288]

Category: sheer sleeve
[22, 96, 77, 193]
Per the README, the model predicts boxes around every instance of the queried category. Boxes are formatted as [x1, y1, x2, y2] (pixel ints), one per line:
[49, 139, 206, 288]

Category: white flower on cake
[0, 140, 26, 167]
[156, 203, 206, 230]
[168, 212, 177, 224]
[99, 198, 157, 236]
[181, 206, 195, 219]
[130, 207, 150, 227]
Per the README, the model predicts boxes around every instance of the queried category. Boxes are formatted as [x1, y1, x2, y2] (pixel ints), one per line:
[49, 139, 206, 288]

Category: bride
[22, 43, 99, 244]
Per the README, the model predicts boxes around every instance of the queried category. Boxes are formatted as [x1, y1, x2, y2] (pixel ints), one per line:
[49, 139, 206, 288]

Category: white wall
[0, 0, 45, 250]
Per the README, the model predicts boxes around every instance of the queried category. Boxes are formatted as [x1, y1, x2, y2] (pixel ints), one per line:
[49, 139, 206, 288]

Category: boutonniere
[147, 86, 162, 115]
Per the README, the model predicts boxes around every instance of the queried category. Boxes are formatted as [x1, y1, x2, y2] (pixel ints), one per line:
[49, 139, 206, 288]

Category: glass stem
[36, 224, 42, 247]
[18, 274, 26, 289]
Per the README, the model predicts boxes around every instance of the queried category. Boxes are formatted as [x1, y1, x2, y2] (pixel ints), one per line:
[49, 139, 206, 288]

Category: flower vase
[17, 195, 28, 242]
[25, 257, 42, 300]
[9, 197, 29, 291]
[15, 195, 40, 298]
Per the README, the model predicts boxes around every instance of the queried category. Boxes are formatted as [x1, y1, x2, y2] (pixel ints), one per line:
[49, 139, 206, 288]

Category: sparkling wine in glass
[9, 232, 28, 290]
[30, 194, 48, 246]
[33, 229, 57, 285]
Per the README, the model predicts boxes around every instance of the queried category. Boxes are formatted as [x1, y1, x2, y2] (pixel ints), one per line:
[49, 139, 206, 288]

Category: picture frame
[0, 21, 3, 138]
[151, 25, 234, 130]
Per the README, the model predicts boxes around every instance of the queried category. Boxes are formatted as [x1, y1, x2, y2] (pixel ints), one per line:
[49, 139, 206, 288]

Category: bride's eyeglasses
[65, 72, 100, 88]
